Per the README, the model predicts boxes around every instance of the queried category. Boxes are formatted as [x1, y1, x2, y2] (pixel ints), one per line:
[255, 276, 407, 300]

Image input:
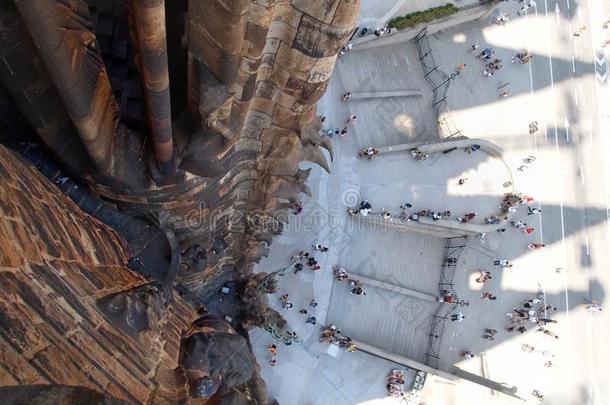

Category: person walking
[518, 0, 536, 15]
[451, 312, 465, 322]
[524, 155, 536, 163]
[524, 226, 535, 234]
[573, 25, 587, 36]
[267, 343, 278, 355]
[527, 243, 541, 251]
[468, 41, 480, 53]
[453, 63, 466, 77]
[494, 258, 509, 266]
[342, 92, 351, 101]
[532, 390, 544, 401]
[528, 207, 542, 215]
[481, 292, 497, 300]
[529, 121, 539, 134]
[585, 300, 602, 312]
[483, 328, 497, 340]
[309, 299, 318, 308]
[306, 316, 317, 325]
[346, 115, 357, 124]
[293, 263, 303, 273]
[476, 270, 492, 283]
[497, 81, 511, 89]
[478, 47, 494, 59]
[460, 351, 475, 359]
[293, 201, 303, 215]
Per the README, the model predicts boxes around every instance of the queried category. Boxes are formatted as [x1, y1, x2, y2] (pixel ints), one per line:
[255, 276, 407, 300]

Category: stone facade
[0, 0, 358, 296]
[0, 145, 262, 403]
[0, 1, 359, 402]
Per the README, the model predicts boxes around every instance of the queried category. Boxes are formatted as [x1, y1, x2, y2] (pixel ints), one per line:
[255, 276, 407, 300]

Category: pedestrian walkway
[247, 2, 610, 403]
[355, 145, 511, 225]
[331, 43, 438, 144]
[326, 281, 437, 364]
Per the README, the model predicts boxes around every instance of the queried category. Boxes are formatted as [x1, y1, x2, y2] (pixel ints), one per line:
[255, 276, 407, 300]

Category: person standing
[451, 312, 465, 322]
[267, 343, 277, 355]
[585, 300, 603, 312]
[454, 63, 466, 75]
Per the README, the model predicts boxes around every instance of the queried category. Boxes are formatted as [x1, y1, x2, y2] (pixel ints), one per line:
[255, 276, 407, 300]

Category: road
[536, 0, 610, 403]
[416, 0, 610, 402]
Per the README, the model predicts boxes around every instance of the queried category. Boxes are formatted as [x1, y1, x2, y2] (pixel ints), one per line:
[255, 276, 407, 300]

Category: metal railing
[424, 302, 456, 369]
[439, 236, 467, 289]
[413, 27, 462, 139]
[424, 236, 467, 368]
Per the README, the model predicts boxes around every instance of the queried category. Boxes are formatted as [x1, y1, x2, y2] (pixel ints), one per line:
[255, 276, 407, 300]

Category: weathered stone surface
[291, 0, 340, 23]
[0, 145, 265, 402]
[293, 13, 352, 57]
[0, 0, 359, 400]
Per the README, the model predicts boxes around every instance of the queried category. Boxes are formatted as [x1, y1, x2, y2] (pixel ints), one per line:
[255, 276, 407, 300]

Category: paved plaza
[251, 0, 610, 404]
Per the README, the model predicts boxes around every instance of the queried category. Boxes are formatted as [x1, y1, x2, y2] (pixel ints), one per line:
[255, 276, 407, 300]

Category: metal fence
[424, 236, 467, 369]
[413, 27, 462, 139]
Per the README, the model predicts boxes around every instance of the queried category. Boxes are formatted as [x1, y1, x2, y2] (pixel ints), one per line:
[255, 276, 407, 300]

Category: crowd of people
[358, 147, 380, 161]
[387, 369, 406, 397]
[333, 266, 367, 296]
[261, 9, 610, 401]
[319, 324, 356, 352]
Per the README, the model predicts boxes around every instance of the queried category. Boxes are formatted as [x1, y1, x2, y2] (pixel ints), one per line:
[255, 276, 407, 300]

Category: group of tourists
[410, 148, 429, 161]
[358, 147, 380, 161]
[387, 370, 406, 397]
[333, 266, 366, 296]
[319, 324, 356, 352]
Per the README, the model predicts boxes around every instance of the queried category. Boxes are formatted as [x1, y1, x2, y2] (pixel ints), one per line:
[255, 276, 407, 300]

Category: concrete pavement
[250, 0, 610, 404]
[418, 0, 610, 404]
